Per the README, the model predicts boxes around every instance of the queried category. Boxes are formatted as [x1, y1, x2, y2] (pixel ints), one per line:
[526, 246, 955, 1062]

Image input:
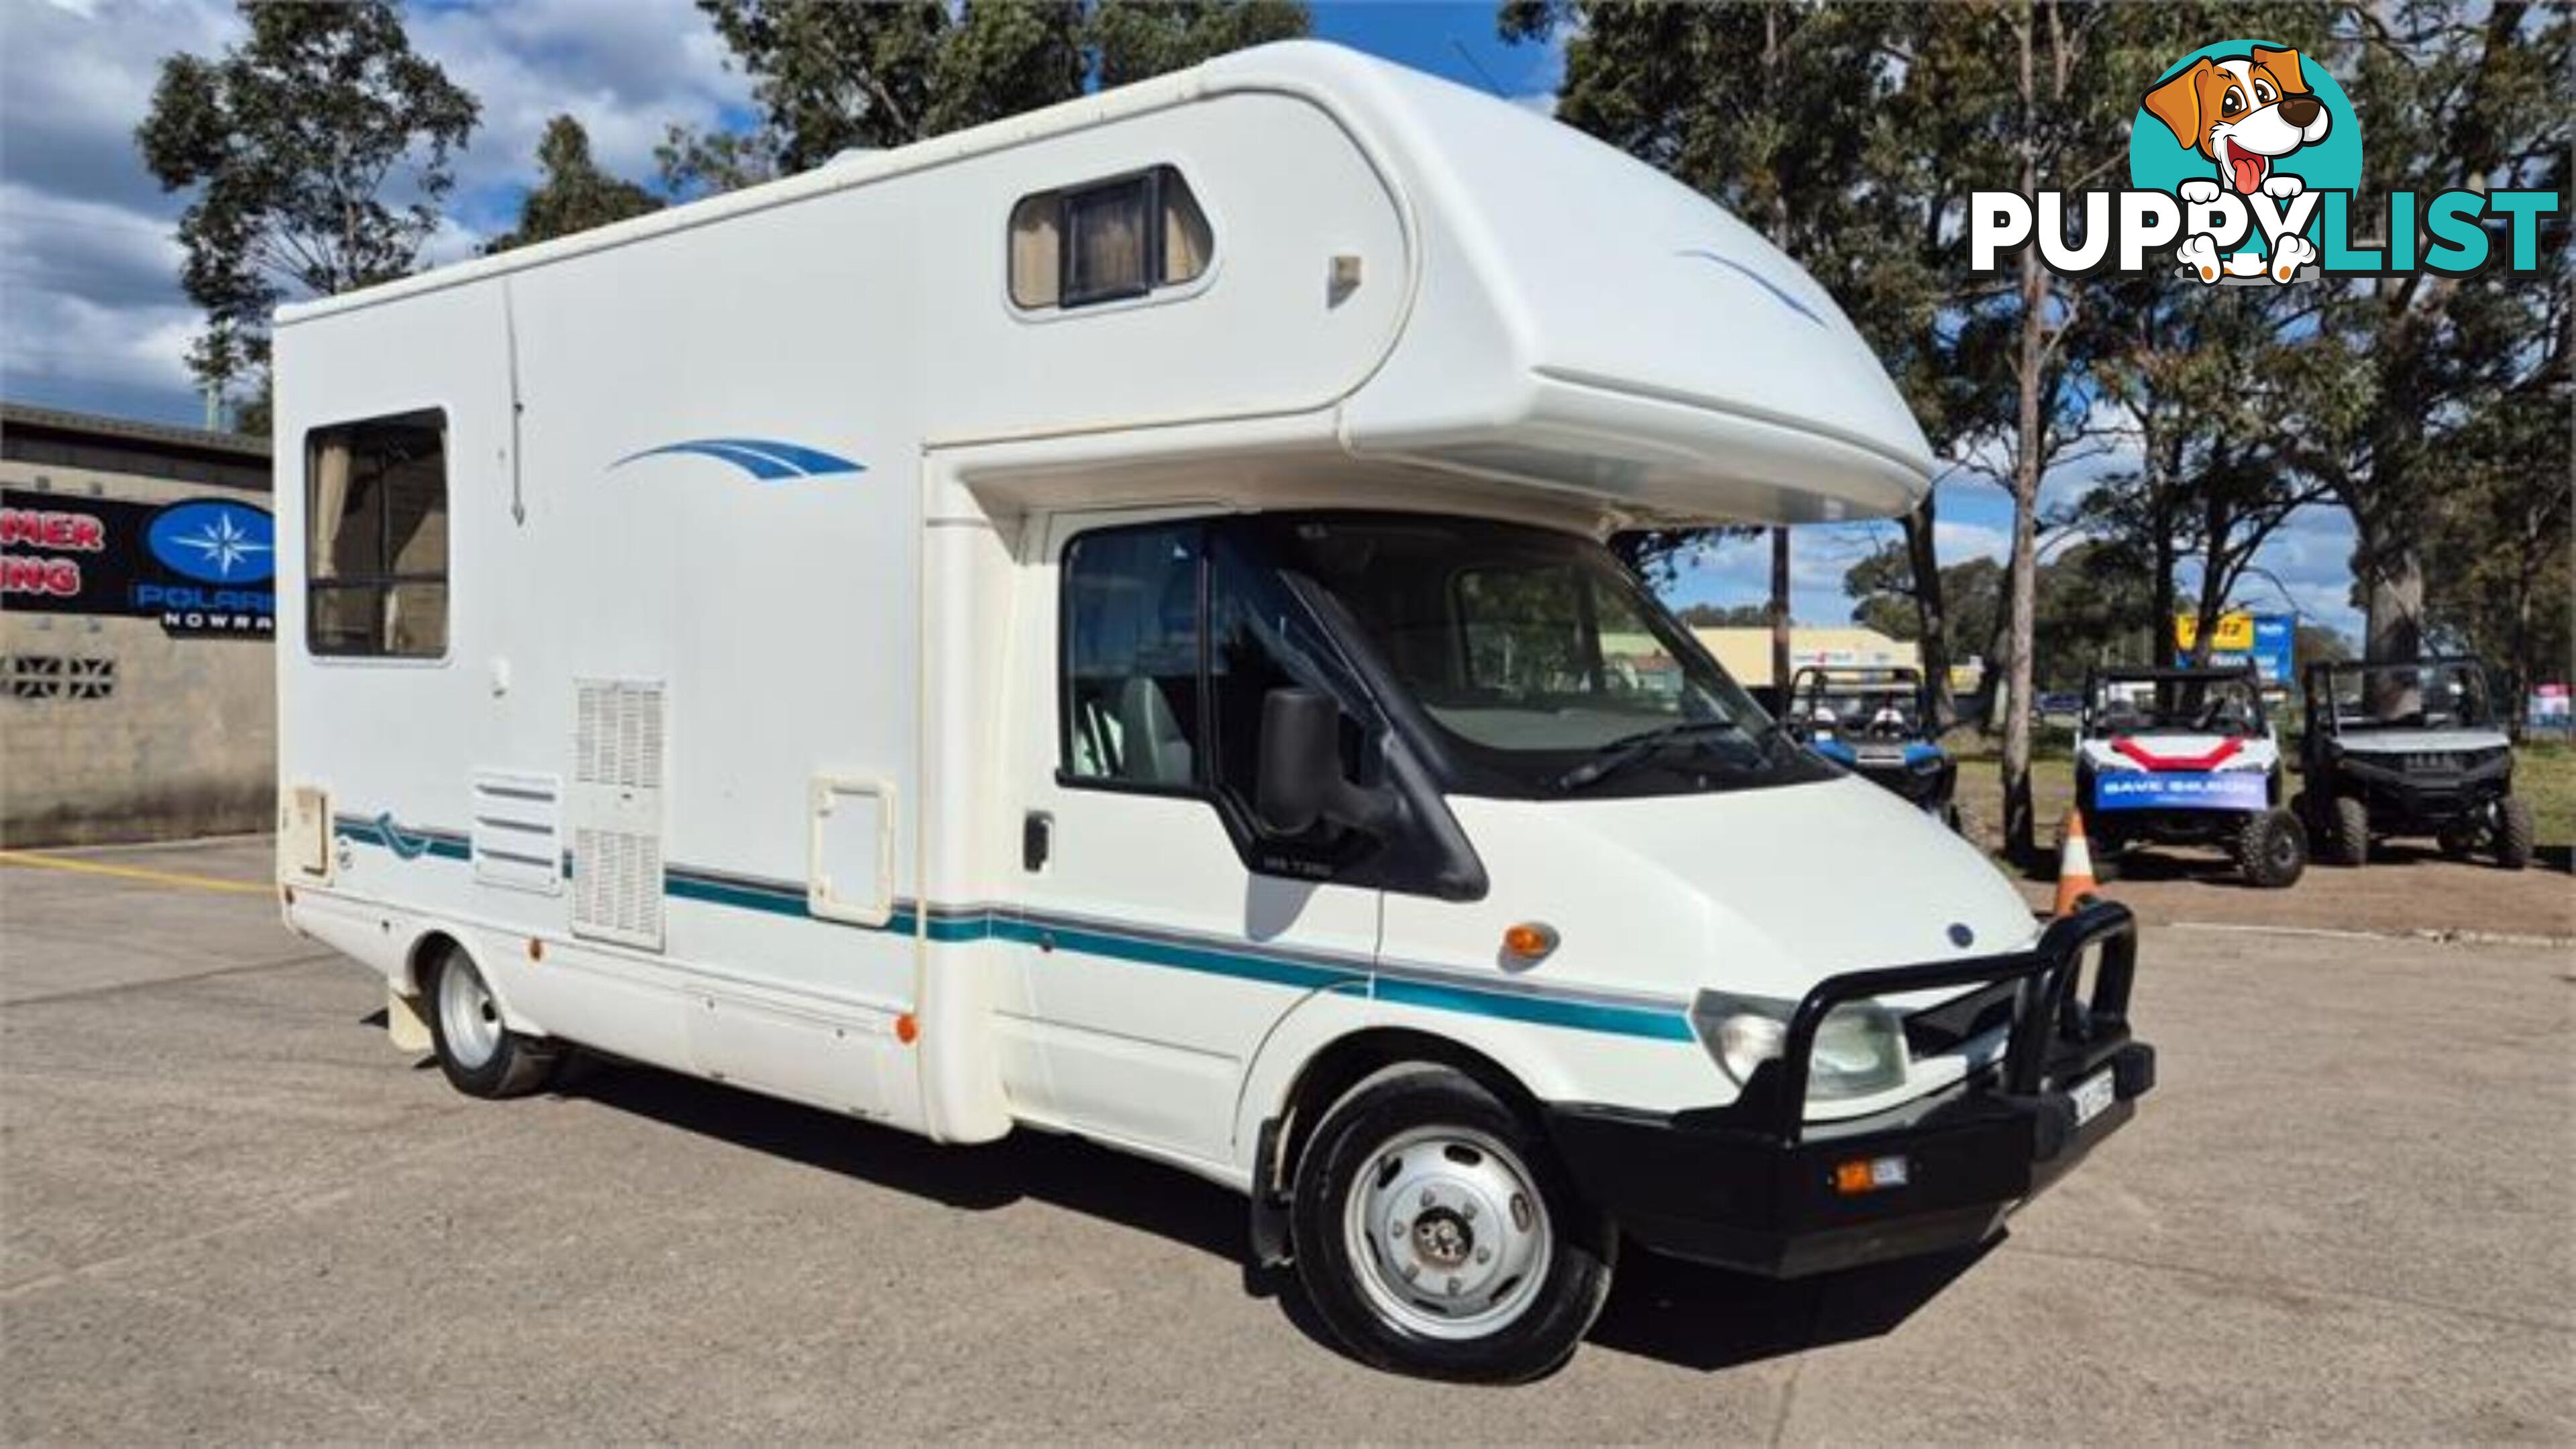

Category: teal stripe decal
[334, 816, 1688, 1040]
[986, 916, 1362, 994]
[1375, 975, 1698, 1042]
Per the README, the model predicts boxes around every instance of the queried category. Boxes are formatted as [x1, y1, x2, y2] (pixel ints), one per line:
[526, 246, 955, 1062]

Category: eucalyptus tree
[136, 1, 478, 413]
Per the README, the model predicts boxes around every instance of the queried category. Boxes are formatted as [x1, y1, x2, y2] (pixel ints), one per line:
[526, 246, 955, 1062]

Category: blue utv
[1784, 665, 1961, 830]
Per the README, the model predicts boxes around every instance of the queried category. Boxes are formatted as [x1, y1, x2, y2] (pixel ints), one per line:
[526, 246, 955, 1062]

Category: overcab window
[1010, 166, 1212, 310]
[306, 410, 449, 659]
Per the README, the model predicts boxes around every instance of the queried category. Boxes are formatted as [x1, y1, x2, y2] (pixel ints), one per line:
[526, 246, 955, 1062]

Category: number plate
[2070, 1069, 2117, 1128]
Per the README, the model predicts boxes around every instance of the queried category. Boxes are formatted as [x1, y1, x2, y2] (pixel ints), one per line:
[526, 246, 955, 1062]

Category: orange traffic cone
[2054, 809, 2102, 917]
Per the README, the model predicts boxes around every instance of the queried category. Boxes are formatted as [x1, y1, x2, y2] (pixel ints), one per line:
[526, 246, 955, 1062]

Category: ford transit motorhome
[274, 42, 2151, 1381]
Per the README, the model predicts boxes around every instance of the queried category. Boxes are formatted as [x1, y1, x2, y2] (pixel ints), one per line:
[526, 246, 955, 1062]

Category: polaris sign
[0, 489, 274, 639]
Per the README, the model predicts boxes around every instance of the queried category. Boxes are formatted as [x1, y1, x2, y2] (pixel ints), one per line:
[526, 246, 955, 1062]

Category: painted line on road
[2170, 920, 2574, 949]
[0, 850, 273, 897]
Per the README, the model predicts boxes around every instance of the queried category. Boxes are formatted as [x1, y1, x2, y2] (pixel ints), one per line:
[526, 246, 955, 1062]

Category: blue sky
[0, 0, 2362, 641]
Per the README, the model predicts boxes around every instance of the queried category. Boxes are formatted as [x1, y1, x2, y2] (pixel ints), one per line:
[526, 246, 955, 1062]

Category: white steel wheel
[422, 945, 558, 1099]
[436, 953, 505, 1071]
[1340, 1125, 1554, 1341]
[1289, 1064, 1614, 1383]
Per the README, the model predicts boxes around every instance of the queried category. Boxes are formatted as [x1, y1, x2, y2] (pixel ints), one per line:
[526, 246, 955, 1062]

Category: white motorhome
[274, 42, 2151, 1381]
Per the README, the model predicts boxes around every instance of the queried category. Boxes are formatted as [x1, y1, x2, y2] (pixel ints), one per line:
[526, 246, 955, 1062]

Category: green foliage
[135, 1, 478, 399]
[484, 117, 661, 254]
[695, 0, 1309, 176]
[1674, 602, 1772, 629]
[1846, 543, 2005, 664]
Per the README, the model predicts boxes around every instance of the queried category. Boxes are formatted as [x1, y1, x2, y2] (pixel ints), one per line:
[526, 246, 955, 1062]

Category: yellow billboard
[2173, 612, 2257, 652]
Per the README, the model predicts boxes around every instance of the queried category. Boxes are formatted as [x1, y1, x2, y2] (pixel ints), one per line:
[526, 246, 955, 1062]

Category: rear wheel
[2324, 795, 2370, 867]
[1290, 1065, 1613, 1383]
[2235, 808, 2308, 889]
[2495, 796, 2535, 871]
[424, 944, 558, 1099]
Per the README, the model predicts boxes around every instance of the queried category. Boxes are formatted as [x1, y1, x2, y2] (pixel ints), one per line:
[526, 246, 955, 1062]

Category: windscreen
[2318, 663, 2496, 731]
[2090, 674, 2263, 737]
[1796, 674, 1923, 739]
[1260, 515, 1828, 798]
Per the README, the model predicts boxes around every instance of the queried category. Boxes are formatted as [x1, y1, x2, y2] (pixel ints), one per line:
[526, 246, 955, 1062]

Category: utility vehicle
[2075, 664, 2306, 888]
[2300, 657, 2530, 869]
[272, 42, 2152, 1382]
[1785, 665, 1960, 827]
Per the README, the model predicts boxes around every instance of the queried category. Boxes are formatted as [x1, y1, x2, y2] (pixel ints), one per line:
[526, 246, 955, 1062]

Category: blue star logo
[176, 511, 270, 579]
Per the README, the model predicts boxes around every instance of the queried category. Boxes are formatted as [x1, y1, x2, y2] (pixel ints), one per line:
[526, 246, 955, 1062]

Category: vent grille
[470, 771, 563, 895]
[578, 680, 665, 788]
[573, 826, 662, 941]
[570, 679, 666, 949]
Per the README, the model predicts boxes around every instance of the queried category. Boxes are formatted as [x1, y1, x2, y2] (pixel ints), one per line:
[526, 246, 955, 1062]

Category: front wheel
[2495, 795, 2535, 871]
[2236, 808, 2308, 889]
[1290, 1065, 1613, 1382]
[2324, 795, 2371, 867]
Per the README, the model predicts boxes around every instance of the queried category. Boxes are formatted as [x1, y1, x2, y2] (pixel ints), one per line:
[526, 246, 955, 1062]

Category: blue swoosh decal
[614, 437, 867, 481]
[1677, 250, 1827, 327]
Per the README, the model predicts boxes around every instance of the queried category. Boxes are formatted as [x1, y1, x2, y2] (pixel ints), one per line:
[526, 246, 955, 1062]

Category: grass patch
[1947, 734, 2576, 849]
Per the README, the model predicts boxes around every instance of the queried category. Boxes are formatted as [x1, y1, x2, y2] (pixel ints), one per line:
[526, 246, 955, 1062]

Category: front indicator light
[1833, 1155, 1911, 1195]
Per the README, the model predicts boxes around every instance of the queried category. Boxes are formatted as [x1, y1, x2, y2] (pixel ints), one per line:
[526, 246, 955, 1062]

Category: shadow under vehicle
[2074, 663, 2306, 889]
[2298, 657, 2531, 870]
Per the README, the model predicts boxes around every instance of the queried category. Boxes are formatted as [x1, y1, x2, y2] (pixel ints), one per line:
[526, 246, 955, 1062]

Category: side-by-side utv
[2299, 657, 2532, 869]
[1785, 665, 1960, 828]
[2075, 664, 2307, 888]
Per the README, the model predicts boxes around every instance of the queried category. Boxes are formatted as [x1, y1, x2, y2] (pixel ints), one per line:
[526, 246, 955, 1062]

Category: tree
[485, 116, 661, 254]
[1675, 602, 1773, 629]
[136, 2, 478, 409]
[2288, 0, 2568, 666]
[690, 0, 1308, 182]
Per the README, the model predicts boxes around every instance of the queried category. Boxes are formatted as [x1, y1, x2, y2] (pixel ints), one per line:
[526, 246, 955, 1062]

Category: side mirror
[1255, 687, 1398, 838]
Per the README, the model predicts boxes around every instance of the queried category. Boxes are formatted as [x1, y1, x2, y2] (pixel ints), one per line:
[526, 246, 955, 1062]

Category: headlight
[1690, 991, 1911, 1099]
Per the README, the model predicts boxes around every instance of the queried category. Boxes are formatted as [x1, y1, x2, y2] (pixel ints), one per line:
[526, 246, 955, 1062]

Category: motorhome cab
[274, 42, 2151, 1381]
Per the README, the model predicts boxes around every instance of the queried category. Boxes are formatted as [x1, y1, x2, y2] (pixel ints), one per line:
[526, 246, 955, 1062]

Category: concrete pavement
[2, 838, 2568, 1440]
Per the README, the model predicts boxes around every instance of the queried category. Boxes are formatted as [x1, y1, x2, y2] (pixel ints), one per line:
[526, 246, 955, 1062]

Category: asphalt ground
[3, 838, 2569, 1441]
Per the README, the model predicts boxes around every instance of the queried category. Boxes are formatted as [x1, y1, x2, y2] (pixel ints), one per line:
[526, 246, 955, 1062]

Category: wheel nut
[1447, 1275, 1462, 1295]
[1459, 1200, 1477, 1221]
[1474, 1246, 1491, 1265]
[1419, 1188, 1435, 1209]
[1400, 1262, 1419, 1281]
[1391, 1220, 1407, 1238]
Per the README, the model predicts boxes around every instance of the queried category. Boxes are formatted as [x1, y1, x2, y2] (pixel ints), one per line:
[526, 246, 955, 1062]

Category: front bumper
[1546, 900, 2152, 1277]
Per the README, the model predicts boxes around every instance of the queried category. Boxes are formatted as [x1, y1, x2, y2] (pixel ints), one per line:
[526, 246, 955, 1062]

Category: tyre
[423, 943, 558, 1099]
[1290, 1065, 1613, 1383]
[2495, 795, 2535, 871]
[2324, 795, 2370, 867]
[2235, 808, 2308, 889]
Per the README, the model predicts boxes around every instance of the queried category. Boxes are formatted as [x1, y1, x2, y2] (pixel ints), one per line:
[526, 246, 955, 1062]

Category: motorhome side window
[1010, 166, 1212, 309]
[1064, 525, 1203, 788]
[305, 410, 449, 659]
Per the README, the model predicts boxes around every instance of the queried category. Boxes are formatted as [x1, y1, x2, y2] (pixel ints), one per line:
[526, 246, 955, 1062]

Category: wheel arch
[1252, 1024, 1549, 1206]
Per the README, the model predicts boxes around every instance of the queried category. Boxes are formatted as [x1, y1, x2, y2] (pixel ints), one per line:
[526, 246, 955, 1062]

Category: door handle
[1023, 810, 1053, 873]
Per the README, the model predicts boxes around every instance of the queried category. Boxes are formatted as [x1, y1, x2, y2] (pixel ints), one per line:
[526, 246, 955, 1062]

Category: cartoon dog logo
[2143, 46, 2331, 282]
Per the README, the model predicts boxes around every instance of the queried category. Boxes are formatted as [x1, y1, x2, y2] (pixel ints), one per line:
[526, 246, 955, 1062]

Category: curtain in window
[310, 439, 352, 582]
[1011, 201, 1061, 307]
[1163, 178, 1211, 283]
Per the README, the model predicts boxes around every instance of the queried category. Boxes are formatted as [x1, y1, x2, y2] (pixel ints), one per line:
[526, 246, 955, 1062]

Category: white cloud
[0, 0, 747, 423]
[406, 0, 751, 221]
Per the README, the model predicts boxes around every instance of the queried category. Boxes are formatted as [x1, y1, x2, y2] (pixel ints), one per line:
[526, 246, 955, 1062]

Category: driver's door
[994, 510, 1381, 1169]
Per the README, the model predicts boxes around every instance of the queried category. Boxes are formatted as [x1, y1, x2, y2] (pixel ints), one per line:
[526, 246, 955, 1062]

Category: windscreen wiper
[1553, 719, 1752, 793]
